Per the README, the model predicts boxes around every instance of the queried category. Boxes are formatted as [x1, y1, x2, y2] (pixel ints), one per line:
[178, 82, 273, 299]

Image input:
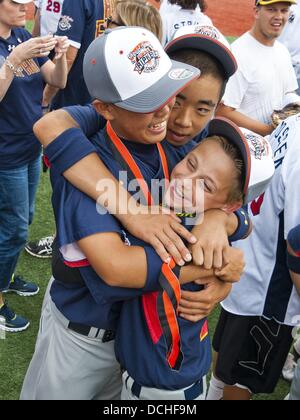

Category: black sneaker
[0, 304, 30, 333]
[3, 275, 39, 297]
[25, 235, 54, 259]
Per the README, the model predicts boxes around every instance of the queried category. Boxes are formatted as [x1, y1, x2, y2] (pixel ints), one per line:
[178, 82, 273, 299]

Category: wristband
[287, 225, 300, 255]
[228, 208, 250, 243]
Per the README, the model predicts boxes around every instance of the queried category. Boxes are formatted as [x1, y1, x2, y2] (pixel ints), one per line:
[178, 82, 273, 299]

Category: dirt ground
[26, 0, 254, 37]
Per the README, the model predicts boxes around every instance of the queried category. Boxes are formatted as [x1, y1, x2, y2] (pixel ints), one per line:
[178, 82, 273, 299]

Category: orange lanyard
[107, 121, 170, 205]
[106, 122, 184, 371]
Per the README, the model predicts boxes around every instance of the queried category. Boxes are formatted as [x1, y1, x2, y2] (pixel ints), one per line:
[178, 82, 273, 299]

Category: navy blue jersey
[65, 104, 197, 166]
[194, 126, 209, 143]
[52, 0, 109, 108]
[0, 28, 47, 169]
[115, 221, 212, 390]
[47, 126, 168, 329]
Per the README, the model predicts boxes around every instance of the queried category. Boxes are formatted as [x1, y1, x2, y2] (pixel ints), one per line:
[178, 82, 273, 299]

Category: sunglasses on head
[100, 16, 123, 32]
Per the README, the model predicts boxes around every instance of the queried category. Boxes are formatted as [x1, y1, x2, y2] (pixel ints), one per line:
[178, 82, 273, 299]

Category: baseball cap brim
[256, 0, 297, 5]
[115, 60, 200, 113]
[207, 117, 275, 204]
[207, 117, 251, 204]
[165, 34, 237, 80]
[13, 0, 33, 3]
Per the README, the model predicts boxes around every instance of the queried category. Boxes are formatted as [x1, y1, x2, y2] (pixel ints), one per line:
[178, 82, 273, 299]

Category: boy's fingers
[213, 248, 223, 269]
[149, 237, 171, 264]
[170, 221, 197, 244]
[178, 305, 210, 315]
[179, 313, 207, 323]
[156, 231, 185, 266]
[222, 247, 230, 266]
[164, 225, 192, 262]
[203, 247, 214, 270]
[191, 244, 204, 266]
[215, 267, 226, 277]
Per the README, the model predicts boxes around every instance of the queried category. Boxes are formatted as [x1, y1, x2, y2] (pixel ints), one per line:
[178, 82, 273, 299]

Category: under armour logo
[8, 45, 15, 52]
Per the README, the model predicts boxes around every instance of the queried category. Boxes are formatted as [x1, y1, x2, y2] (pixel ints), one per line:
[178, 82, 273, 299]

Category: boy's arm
[216, 103, 274, 137]
[179, 277, 232, 322]
[34, 110, 197, 266]
[190, 208, 251, 270]
[77, 231, 214, 289]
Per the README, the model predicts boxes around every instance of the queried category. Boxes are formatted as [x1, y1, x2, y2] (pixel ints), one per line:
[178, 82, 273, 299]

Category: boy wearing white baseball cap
[21, 26, 202, 400]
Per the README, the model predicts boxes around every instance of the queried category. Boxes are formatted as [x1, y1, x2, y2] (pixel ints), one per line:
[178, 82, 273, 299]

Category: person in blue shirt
[0, 0, 69, 333]
[41, 0, 112, 110]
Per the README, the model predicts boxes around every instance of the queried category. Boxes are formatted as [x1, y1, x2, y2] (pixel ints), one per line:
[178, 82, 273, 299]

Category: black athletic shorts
[213, 308, 294, 394]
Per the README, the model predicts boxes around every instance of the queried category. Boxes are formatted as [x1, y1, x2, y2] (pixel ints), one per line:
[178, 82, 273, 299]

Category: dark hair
[168, 48, 227, 99]
[168, 0, 207, 11]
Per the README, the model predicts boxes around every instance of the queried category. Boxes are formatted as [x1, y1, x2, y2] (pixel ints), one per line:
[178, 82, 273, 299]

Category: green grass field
[0, 21, 291, 401]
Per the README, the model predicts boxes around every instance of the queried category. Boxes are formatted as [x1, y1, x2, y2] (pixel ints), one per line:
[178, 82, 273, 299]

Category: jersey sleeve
[45, 127, 97, 174]
[52, 175, 122, 246]
[65, 104, 105, 137]
[83, 245, 165, 304]
[56, 0, 86, 49]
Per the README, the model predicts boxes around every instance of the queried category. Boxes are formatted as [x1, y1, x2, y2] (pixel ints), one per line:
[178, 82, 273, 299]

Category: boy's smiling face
[166, 74, 223, 147]
[164, 137, 243, 214]
[94, 98, 175, 145]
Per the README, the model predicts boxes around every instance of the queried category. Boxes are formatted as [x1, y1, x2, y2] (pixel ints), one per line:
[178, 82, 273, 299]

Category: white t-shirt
[159, 0, 179, 15]
[222, 32, 298, 125]
[34, 0, 64, 36]
[222, 114, 300, 327]
[161, 7, 213, 45]
[279, 4, 300, 70]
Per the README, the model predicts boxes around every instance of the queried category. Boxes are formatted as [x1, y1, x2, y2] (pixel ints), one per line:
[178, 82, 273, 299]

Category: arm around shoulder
[33, 109, 79, 147]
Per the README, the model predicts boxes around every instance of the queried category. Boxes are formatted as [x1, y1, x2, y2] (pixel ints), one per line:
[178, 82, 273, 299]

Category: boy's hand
[190, 209, 231, 270]
[121, 207, 197, 266]
[178, 276, 232, 322]
[215, 247, 245, 283]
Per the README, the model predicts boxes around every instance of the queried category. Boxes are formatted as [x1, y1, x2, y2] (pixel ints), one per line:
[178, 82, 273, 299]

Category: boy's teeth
[150, 122, 166, 129]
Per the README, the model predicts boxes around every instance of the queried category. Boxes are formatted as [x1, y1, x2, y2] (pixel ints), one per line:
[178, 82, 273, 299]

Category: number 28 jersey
[34, 0, 64, 36]
[222, 114, 300, 326]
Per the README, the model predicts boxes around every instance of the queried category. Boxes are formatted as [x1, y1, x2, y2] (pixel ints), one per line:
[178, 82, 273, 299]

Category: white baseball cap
[207, 118, 275, 204]
[165, 25, 237, 80]
[13, 0, 33, 3]
[83, 27, 200, 113]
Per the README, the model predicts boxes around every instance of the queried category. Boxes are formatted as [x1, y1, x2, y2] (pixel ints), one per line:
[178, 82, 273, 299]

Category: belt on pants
[68, 322, 115, 342]
[50, 298, 115, 342]
[123, 372, 205, 400]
